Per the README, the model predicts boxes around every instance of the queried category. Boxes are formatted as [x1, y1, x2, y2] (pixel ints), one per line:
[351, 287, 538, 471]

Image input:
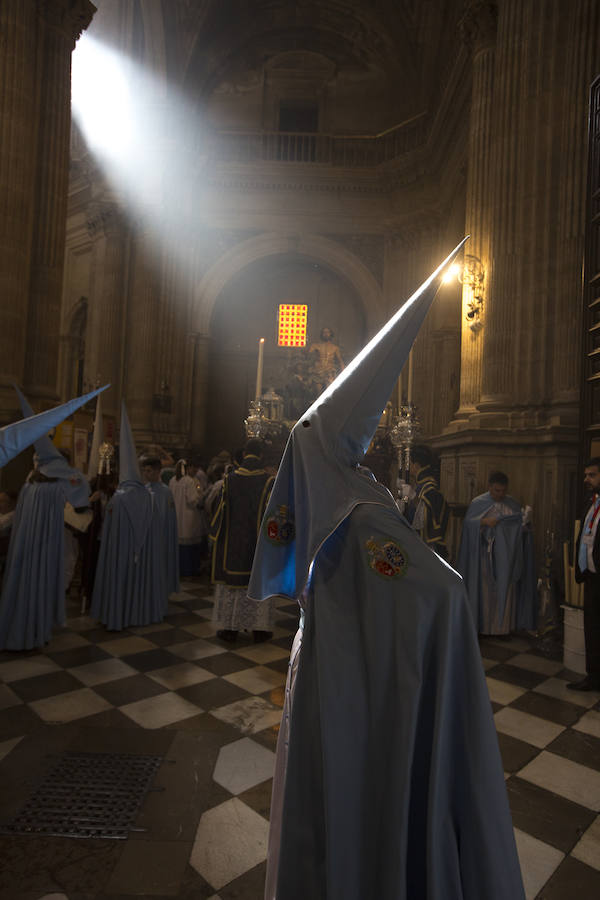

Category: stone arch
[192, 232, 384, 336]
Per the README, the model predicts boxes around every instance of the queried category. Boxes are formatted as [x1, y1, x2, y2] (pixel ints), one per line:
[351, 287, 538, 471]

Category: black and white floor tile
[0, 577, 599, 899]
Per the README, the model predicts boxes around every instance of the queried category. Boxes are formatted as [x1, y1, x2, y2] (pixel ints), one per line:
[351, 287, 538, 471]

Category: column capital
[86, 201, 126, 239]
[37, 0, 96, 47]
[459, 1, 498, 55]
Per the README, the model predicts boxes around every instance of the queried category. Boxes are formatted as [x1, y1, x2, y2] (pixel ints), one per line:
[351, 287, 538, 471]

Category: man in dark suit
[569, 457, 600, 691]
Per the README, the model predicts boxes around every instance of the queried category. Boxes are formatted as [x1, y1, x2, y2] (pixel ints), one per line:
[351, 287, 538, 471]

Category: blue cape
[457, 492, 536, 632]
[0, 477, 92, 650]
[271, 504, 525, 899]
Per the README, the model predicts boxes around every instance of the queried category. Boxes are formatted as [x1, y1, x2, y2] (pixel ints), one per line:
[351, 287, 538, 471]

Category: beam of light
[71, 34, 206, 271]
[71, 35, 134, 158]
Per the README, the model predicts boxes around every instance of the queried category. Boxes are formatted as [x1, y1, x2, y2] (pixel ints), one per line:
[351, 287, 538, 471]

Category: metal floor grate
[1, 751, 163, 839]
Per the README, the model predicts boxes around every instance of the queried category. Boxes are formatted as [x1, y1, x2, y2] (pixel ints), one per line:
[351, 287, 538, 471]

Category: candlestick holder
[244, 399, 267, 439]
[389, 404, 421, 505]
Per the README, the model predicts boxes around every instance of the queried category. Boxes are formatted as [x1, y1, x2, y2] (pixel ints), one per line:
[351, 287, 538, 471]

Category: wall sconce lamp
[443, 254, 485, 332]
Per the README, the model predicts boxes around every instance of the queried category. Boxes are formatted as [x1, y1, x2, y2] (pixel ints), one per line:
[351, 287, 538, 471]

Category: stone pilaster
[84, 202, 129, 416]
[478, 0, 527, 412]
[189, 333, 211, 451]
[22, 0, 96, 405]
[453, 0, 496, 420]
[124, 225, 162, 442]
[0, 2, 43, 404]
[552, 0, 600, 417]
[152, 240, 197, 449]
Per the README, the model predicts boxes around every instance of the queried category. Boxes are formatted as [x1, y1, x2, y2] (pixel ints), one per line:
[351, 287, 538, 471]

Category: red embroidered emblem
[265, 505, 295, 545]
[366, 536, 409, 579]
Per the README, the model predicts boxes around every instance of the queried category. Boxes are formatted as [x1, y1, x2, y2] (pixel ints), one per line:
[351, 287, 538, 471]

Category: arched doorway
[206, 254, 367, 457]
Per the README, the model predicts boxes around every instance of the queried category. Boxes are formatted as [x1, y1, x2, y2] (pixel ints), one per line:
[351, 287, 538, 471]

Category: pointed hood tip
[0, 385, 108, 469]
[299, 236, 470, 462]
[118, 402, 142, 485]
[249, 239, 470, 603]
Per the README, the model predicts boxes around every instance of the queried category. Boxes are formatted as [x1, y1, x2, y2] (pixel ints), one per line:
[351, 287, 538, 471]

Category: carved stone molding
[86, 202, 125, 239]
[459, 0, 498, 54]
[320, 233, 385, 285]
[205, 176, 387, 196]
[38, 0, 96, 46]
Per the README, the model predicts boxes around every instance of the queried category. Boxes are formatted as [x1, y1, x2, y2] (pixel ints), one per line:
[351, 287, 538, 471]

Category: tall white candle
[407, 349, 414, 404]
[397, 373, 403, 412]
[255, 338, 265, 400]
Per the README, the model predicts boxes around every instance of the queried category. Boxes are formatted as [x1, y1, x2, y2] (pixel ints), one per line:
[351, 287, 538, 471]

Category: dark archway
[206, 254, 366, 458]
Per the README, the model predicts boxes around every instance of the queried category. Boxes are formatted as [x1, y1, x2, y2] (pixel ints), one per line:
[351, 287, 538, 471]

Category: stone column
[84, 201, 129, 416]
[124, 224, 162, 442]
[552, 0, 600, 418]
[0, 1, 39, 402]
[479, 0, 527, 412]
[153, 238, 198, 449]
[189, 333, 212, 451]
[22, 0, 96, 405]
[454, 0, 497, 420]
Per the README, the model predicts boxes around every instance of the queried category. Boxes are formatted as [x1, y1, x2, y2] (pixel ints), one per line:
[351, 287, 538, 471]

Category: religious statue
[308, 327, 345, 392]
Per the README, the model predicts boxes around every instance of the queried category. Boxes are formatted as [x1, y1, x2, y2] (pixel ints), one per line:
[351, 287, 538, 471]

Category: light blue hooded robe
[91, 403, 163, 629]
[457, 491, 537, 634]
[0, 386, 107, 650]
[249, 240, 525, 900]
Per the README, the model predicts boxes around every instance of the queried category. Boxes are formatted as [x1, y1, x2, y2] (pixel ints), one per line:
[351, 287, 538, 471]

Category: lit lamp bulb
[442, 262, 461, 284]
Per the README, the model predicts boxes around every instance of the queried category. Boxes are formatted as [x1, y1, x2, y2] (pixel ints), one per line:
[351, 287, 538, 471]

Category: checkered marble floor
[0, 577, 599, 899]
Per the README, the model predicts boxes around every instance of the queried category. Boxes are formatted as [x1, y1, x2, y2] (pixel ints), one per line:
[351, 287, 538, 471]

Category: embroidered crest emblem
[365, 536, 409, 579]
[265, 505, 295, 544]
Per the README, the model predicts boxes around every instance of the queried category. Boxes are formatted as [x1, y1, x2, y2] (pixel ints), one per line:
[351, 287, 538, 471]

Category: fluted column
[479, 0, 527, 410]
[124, 225, 162, 441]
[389, 220, 444, 434]
[23, 0, 96, 404]
[0, 2, 38, 399]
[190, 334, 211, 450]
[552, 0, 600, 416]
[454, 0, 497, 418]
[84, 202, 129, 416]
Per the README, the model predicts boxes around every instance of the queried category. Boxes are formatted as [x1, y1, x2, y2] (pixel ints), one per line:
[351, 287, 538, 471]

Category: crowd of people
[0, 394, 281, 652]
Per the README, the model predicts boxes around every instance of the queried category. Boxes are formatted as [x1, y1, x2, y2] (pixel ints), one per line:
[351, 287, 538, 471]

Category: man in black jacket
[569, 458, 600, 691]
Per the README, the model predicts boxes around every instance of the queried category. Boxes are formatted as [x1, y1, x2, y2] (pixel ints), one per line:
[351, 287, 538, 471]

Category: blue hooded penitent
[14, 385, 92, 508]
[91, 403, 165, 629]
[256, 240, 526, 900]
[0, 387, 106, 650]
[0, 386, 107, 468]
[458, 491, 537, 633]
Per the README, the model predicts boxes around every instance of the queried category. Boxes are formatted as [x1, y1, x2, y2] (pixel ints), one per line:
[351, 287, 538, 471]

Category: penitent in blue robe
[262, 480, 525, 900]
[90, 482, 160, 630]
[457, 492, 537, 634]
[146, 481, 179, 595]
[0, 478, 88, 650]
[250, 238, 524, 900]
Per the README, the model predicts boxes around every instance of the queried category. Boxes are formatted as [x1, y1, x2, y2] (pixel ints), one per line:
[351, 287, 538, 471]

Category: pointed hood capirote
[13, 385, 108, 508]
[248, 238, 469, 604]
[0, 386, 107, 468]
[116, 402, 153, 555]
